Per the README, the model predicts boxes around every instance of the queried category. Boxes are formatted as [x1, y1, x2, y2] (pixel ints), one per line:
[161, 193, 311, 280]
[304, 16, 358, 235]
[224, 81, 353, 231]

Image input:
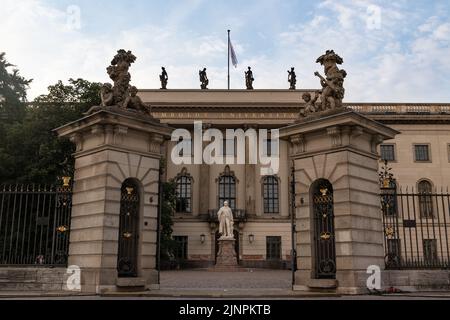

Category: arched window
[175, 168, 192, 213]
[218, 165, 236, 210]
[418, 180, 433, 218]
[263, 176, 279, 213]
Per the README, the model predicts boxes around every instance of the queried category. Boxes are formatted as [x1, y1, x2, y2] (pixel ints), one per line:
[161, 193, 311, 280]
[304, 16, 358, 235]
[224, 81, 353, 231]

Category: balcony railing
[208, 209, 247, 222]
[346, 104, 450, 114]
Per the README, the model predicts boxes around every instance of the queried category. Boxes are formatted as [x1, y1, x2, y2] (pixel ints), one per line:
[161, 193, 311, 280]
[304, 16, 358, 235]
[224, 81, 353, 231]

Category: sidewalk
[2, 290, 450, 299]
[2, 269, 450, 299]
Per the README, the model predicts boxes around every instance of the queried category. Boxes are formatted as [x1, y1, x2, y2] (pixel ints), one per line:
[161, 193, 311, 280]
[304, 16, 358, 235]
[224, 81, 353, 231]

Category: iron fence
[0, 181, 72, 266]
[380, 162, 450, 269]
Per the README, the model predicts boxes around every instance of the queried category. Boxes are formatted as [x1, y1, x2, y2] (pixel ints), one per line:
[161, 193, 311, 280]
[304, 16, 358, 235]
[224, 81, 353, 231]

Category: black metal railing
[0, 182, 72, 266]
[208, 209, 246, 222]
[380, 162, 450, 269]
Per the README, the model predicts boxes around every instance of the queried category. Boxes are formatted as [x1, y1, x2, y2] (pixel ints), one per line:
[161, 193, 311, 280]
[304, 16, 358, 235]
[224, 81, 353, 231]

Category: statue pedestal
[215, 238, 238, 270]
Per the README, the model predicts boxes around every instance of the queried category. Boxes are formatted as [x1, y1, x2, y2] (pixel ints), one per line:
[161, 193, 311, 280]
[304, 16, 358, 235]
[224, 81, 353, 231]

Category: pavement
[160, 269, 292, 290]
[1, 269, 450, 299]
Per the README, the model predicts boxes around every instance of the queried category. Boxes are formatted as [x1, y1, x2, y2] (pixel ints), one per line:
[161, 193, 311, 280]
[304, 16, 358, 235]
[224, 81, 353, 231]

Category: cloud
[0, 0, 238, 97]
[433, 23, 450, 41]
[275, 0, 450, 102]
[0, 0, 449, 102]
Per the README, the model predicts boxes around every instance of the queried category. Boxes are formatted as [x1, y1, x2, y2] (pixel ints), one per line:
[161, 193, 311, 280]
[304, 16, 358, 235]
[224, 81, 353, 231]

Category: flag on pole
[229, 38, 238, 68]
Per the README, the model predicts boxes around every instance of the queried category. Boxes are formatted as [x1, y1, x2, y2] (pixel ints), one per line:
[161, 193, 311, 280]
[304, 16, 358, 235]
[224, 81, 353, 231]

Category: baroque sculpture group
[88, 49, 346, 119]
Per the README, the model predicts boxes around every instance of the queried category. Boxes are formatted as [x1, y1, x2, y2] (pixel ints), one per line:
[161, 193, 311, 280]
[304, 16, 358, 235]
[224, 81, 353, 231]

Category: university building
[2, 49, 450, 294]
[138, 89, 450, 269]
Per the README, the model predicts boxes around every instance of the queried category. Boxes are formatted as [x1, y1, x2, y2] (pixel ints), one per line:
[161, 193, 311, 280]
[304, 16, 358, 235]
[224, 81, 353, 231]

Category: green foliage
[0, 52, 32, 123]
[160, 179, 179, 262]
[0, 71, 102, 184]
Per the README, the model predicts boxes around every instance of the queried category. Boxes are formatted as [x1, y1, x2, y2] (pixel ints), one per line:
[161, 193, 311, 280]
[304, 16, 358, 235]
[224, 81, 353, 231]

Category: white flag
[229, 39, 238, 68]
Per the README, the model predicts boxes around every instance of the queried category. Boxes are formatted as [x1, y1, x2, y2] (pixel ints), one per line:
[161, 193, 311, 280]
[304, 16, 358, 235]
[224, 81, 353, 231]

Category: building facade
[136, 89, 450, 269]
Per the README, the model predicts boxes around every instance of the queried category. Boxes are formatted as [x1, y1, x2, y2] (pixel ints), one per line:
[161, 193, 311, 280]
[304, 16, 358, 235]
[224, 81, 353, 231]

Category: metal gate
[312, 179, 336, 279]
[380, 161, 450, 269]
[117, 179, 140, 277]
[0, 180, 72, 266]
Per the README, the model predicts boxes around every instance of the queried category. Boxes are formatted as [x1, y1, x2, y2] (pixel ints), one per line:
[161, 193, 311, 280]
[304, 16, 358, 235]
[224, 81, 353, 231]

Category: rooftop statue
[288, 67, 296, 90]
[106, 49, 136, 106]
[199, 68, 209, 89]
[245, 66, 254, 90]
[160, 67, 168, 90]
[122, 86, 153, 117]
[86, 49, 155, 119]
[100, 83, 113, 107]
[299, 91, 320, 117]
[314, 50, 347, 111]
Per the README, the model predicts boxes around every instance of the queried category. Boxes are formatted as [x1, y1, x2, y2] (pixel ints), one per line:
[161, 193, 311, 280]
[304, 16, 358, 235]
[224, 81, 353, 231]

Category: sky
[1, 0, 450, 102]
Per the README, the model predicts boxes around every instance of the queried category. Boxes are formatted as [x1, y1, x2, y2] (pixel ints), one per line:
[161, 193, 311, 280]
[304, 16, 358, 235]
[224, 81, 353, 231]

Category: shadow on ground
[160, 269, 292, 290]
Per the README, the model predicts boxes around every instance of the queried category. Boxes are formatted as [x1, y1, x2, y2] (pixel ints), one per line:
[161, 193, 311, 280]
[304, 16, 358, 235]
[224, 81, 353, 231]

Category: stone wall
[0, 268, 69, 292]
[383, 270, 450, 291]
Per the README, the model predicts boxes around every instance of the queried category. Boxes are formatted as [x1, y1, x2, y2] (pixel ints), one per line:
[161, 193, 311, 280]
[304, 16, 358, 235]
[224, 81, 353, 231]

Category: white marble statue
[217, 201, 234, 239]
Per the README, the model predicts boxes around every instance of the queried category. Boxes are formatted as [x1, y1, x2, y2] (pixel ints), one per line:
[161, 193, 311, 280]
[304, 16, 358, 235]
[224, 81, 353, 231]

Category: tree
[0, 77, 101, 184]
[0, 52, 32, 123]
[0, 52, 32, 183]
[157, 157, 182, 268]
[159, 178, 179, 266]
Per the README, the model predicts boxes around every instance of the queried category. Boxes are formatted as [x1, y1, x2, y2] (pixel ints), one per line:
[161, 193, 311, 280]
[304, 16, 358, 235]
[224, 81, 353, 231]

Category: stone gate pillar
[55, 108, 172, 293]
[280, 110, 399, 294]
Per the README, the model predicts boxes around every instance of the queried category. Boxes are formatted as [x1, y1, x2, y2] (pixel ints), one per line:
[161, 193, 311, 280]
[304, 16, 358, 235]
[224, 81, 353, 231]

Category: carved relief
[90, 124, 105, 144]
[290, 134, 306, 155]
[70, 133, 83, 152]
[148, 133, 164, 153]
[104, 125, 114, 145]
[113, 125, 128, 145]
[327, 126, 342, 147]
[351, 125, 364, 137]
[371, 134, 384, 153]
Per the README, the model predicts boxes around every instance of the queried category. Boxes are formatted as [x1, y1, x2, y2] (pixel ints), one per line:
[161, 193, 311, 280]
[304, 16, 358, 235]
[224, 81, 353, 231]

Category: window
[414, 144, 430, 162]
[175, 168, 192, 213]
[418, 180, 433, 218]
[218, 166, 236, 210]
[263, 176, 279, 213]
[266, 236, 281, 260]
[173, 236, 188, 260]
[380, 144, 396, 161]
[423, 239, 438, 265]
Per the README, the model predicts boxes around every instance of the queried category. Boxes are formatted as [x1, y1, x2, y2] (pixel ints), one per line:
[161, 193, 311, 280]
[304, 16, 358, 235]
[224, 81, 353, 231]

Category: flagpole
[227, 29, 230, 90]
